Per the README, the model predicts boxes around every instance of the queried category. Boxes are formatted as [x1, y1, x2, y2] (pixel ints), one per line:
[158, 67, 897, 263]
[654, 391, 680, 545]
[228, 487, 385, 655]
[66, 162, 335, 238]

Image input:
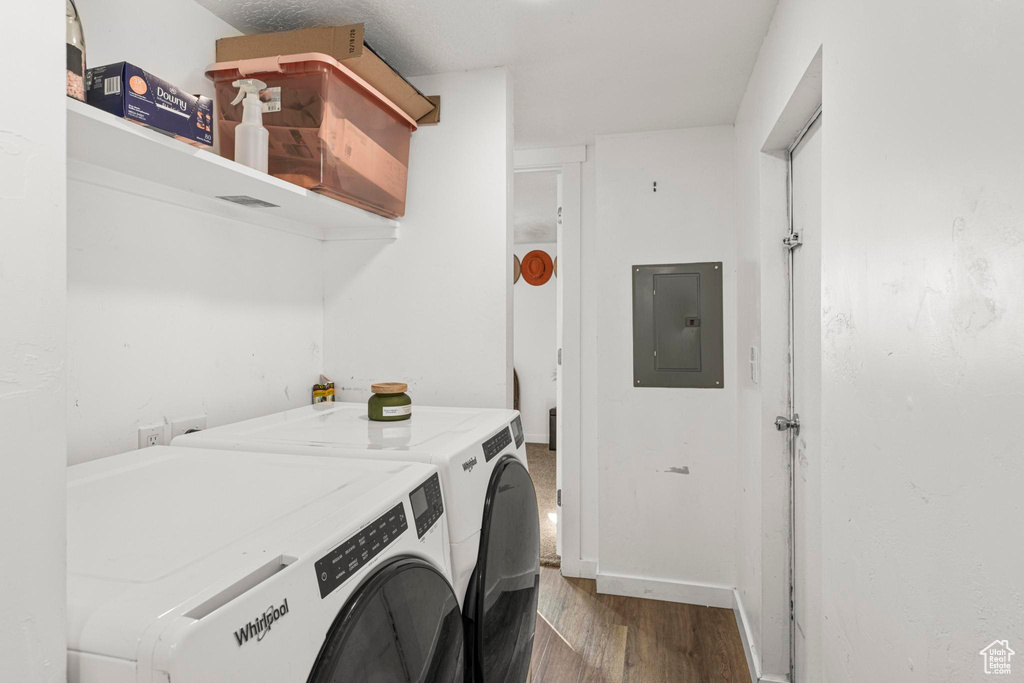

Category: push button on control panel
[482, 427, 512, 462]
[314, 503, 407, 599]
[409, 473, 443, 539]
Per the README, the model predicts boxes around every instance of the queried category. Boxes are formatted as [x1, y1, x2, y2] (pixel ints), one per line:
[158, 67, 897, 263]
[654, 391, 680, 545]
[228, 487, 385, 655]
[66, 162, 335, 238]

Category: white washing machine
[173, 403, 539, 683]
[67, 446, 463, 683]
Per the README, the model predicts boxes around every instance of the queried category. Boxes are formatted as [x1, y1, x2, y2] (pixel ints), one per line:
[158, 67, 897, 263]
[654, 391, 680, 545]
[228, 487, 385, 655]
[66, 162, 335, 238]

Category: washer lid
[175, 402, 519, 457]
[67, 446, 429, 661]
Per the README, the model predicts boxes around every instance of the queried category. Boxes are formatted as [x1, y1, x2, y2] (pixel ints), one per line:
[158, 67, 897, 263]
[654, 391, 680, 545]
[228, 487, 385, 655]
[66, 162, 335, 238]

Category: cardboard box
[86, 62, 213, 147]
[216, 25, 436, 122]
[417, 95, 442, 126]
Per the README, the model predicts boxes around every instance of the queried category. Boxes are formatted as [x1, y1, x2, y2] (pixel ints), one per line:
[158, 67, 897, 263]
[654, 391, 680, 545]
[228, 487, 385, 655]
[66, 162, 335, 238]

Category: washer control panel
[409, 473, 443, 539]
[314, 502, 407, 599]
[482, 427, 512, 462]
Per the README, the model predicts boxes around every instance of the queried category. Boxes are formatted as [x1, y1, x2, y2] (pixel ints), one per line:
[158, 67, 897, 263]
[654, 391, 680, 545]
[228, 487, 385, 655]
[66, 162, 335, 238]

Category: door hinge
[783, 232, 802, 249]
[557, 489, 561, 506]
[557, 348, 562, 365]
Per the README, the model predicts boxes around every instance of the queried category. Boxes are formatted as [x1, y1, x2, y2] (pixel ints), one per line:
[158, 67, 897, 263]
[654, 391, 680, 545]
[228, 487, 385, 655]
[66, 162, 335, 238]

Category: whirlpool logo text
[234, 599, 289, 646]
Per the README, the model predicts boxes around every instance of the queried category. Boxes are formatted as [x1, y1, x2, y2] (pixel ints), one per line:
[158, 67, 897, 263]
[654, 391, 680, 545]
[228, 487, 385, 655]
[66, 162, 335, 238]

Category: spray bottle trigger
[230, 78, 268, 106]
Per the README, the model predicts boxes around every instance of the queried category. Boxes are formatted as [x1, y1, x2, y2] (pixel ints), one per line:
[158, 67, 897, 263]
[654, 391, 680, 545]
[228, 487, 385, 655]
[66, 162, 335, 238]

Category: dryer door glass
[308, 557, 464, 683]
[471, 457, 540, 683]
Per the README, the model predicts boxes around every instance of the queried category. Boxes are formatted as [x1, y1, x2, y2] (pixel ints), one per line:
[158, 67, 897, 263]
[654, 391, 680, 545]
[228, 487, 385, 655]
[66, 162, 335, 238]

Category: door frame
[513, 145, 584, 578]
[749, 46, 822, 683]
[783, 108, 822, 683]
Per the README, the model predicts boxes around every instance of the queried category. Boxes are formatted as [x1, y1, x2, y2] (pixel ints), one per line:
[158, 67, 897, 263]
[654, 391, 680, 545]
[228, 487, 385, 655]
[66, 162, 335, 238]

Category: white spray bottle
[231, 78, 269, 173]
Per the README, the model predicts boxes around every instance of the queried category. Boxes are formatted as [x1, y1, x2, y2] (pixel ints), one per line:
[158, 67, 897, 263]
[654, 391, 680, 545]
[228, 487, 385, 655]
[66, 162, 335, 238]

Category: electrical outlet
[138, 424, 165, 449]
[170, 414, 207, 442]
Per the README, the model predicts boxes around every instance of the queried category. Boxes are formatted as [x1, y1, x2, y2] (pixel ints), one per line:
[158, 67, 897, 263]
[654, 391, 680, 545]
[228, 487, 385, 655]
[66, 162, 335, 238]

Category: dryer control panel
[314, 503, 407, 599]
[510, 415, 524, 448]
[410, 473, 443, 539]
[482, 427, 512, 462]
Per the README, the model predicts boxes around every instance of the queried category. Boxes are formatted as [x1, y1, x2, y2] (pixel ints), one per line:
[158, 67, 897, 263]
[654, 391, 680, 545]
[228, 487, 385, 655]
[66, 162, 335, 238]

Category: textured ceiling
[195, 0, 778, 147]
[514, 171, 558, 244]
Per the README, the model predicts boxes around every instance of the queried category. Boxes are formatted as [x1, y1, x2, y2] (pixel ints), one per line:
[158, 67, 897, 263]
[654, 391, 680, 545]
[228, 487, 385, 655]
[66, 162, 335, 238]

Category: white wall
[75, 0, 232, 98]
[513, 243, 557, 442]
[67, 183, 325, 463]
[323, 68, 513, 408]
[735, 0, 1024, 679]
[66, 0, 323, 464]
[579, 144, 599, 568]
[0, 3, 67, 680]
[732, 0, 822, 675]
[594, 127, 738, 599]
[822, 2, 1024, 680]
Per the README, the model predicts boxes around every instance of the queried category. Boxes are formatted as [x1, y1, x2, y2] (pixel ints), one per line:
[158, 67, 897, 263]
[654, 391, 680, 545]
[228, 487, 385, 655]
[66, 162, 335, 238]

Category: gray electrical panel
[632, 262, 723, 388]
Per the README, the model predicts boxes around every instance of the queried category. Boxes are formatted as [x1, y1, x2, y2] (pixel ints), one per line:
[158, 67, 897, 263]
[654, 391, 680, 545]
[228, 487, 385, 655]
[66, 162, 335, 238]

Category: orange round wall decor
[521, 250, 553, 286]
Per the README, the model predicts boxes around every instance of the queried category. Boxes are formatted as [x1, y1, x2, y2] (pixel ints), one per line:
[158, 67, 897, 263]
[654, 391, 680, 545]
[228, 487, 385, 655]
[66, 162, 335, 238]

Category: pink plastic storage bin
[207, 53, 418, 219]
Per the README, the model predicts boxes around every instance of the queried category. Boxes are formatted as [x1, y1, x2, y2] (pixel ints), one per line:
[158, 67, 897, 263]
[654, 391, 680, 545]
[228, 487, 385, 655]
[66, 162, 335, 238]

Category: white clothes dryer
[173, 403, 539, 683]
[67, 446, 462, 683]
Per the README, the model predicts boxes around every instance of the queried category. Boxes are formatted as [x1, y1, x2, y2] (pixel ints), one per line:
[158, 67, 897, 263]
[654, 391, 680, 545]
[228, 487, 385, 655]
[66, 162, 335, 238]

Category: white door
[791, 113, 822, 681]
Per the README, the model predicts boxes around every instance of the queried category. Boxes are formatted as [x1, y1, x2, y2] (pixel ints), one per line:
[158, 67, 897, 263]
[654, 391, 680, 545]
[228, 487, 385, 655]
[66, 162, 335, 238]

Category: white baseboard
[733, 589, 790, 683]
[733, 589, 760, 683]
[555, 557, 596, 580]
[524, 434, 549, 445]
[595, 573, 734, 609]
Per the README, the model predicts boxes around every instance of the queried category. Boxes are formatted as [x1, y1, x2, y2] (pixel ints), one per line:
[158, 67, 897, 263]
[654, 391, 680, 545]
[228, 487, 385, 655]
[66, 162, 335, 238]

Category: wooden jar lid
[371, 382, 408, 394]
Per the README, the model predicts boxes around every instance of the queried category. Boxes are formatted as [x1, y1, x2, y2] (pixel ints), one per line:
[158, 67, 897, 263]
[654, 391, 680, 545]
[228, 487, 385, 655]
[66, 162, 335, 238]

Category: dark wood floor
[529, 568, 749, 683]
